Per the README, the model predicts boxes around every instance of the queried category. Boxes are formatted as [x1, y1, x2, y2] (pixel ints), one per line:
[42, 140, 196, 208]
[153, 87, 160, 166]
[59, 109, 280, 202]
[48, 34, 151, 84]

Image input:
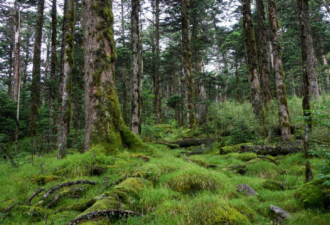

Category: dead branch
[25, 188, 45, 205]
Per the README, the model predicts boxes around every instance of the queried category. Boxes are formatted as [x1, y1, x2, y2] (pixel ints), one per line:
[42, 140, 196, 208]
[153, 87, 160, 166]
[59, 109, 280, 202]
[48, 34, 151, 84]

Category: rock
[236, 184, 258, 196]
[270, 205, 290, 219]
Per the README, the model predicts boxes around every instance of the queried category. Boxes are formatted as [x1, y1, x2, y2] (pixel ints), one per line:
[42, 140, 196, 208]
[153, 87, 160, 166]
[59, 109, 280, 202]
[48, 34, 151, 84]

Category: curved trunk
[268, 0, 291, 142]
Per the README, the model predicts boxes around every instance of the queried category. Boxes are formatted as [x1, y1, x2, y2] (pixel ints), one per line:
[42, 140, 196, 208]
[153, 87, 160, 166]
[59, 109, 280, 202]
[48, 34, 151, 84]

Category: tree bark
[130, 0, 141, 135]
[13, 1, 20, 102]
[297, 0, 320, 98]
[242, 0, 265, 125]
[268, 0, 291, 142]
[323, 55, 329, 91]
[121, 0, 128, 125]
[28, 0, 45, 136]
[181, 0, 195, 128]
[49, 0, 57, 138]
[82, 0, 144, 152]
[57, 0, 75, 159]
[154, 0, 162, 124]
[256, 0, 272, 106]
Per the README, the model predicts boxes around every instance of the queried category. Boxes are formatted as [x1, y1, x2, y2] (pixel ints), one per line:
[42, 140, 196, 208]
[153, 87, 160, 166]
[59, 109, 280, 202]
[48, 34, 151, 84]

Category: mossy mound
[162, 168, 222, 194]
[262, 180, 285, 191]
[33, 175, 60, 185]
[220, 143, 252, 154]
[295, 179, 330, 209]
[114, 178, 153, 198]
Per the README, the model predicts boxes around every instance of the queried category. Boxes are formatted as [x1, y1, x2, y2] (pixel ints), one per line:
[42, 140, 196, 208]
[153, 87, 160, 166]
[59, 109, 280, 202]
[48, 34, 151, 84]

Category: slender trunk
[298, 0, 320, 98]
[138, 21, 143, 134]
[130, 0, 141, 135]
[269, 0, 291, 142]
[13, 1, 20, 102]
[57, 0, 75, 159]
[50, 0, 57, 137]
[196, 58, 207, 124]
[223, 52, 228, 102]
[7, 44, 13, 98]
[256, 0, 272, 106]
[235, 57, 241, 102]
[323, 55, 329, 91]
[269, 41, 274, 69]
[155, 0, 161, 123]
[181, 0, 195, 128]
[43, 40, 51, 105]
[28, 0, 45, 136]
[242, 0, 265, 125]
[121, 0, 128, 125]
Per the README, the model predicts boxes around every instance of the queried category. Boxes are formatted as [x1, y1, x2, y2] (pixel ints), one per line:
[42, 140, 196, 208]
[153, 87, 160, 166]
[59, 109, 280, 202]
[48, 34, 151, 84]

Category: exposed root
[25, 188, 45, 205]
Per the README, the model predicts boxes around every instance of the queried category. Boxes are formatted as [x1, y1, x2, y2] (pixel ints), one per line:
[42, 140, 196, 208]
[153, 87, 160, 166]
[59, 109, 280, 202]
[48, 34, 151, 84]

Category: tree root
[67, 209, 143, 225]
[43, 180, 97, 199]
[25, 188, 45, 205]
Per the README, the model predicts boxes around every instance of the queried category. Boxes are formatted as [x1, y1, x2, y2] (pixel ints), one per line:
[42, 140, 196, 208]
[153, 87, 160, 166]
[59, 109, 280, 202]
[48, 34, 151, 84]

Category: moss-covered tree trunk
[242, 0, 265, 125]
[13, 1, 20, 102]
[298, 0, 320, 98]
[121, 0, 128, 125]
[181, 0, 195, 129]
[82, 0, 145, 153]
[130, 0, 141, 135]
[49, 0, 57, 137]
[268, 0, 291, 142]
[57, 0, 75, 159]
[256, 0, 272, 106]
[28, 0, 45, 136]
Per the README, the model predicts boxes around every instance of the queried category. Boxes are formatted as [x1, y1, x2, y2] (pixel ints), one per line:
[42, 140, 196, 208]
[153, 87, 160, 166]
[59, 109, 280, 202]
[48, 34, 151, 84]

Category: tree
[82, 0, 144, 152]
[28, 0, 45, 136]
[268, 0, 291, 142]
[256, 0, 272, 106]
[131, 0, 141, 135]
[181, 0, 195, 128]
[297, 0, 320, 98]
[57, 0, 75, 158]
[242, 0, 265, 125]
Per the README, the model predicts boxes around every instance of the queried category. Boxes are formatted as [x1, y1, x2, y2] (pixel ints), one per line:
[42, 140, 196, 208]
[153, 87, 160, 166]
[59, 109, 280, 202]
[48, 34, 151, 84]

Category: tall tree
[181, 0, 195, 128]
[82, 0, 144, 152]
[57, 0, 75, 159]
[120, 0, 128, 125]
[13, 1, 20, 102]
[256, 0, 272, 106]
[28, 0, 45, 136]
[242, 0, 265, 125]
[268, 0, 291, 142]
[131, 0, 141, 135]
[49, 0, 57, 136]
[297, 0, 320, 98]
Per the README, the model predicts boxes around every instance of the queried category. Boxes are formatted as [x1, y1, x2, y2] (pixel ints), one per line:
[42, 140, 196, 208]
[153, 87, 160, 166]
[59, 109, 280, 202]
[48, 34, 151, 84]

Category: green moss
[295, 179, 330, 209]
[80, 197, 117, 215]
[33, 175, 60, 185]
[114, 178, 153, 198]
[262, 180, 285, 191]
[220, 143, 251, 154]
[213, 204, 251, 224]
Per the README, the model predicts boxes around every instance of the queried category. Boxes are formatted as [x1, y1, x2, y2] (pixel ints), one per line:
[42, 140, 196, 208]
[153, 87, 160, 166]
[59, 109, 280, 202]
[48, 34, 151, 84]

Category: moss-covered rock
[114, 178, 153, 198]
[295, 179, 330, 209]
[213, 204, 251, 224]
[220, 143, 252, 155]
[262, 180, 285, 191]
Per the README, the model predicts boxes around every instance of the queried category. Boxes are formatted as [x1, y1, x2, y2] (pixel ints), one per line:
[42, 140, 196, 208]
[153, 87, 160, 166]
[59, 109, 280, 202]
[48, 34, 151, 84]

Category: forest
[0, 0, 330, 224]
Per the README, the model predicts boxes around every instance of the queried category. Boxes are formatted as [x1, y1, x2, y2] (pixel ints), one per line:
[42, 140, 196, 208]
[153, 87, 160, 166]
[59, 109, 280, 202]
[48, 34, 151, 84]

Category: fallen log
[25, 188, 45, 205]
[43, 180, 97, 199]
[67, 209, 143, 225]
[239, 141, 303, 156]
[167, 138, 218, 148]
[0, 142, 18, 167]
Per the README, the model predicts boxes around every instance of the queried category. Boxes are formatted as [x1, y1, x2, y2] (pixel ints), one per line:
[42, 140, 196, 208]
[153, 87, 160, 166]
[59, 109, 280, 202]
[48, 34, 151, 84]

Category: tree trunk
[7, 44, 13, 98]
[298, 0, 320, 98]
[50, 0, 57, 137]
[57, 0, 75, 159]
[242, 0, 265, 125]
[138, 21, 143, 134]
[323, 55, 329, 91]
[130, 0, 141, 135]
[82, 0, 144, 152]
[181, 0, 195, 129]
[28, 0, 45, 136]
[268, 0, 291, 142]
[256, 0, 272, 106]
[121, 0, 128, 125]
[13, 1, 20, 102]
[155, 0, 162, 124]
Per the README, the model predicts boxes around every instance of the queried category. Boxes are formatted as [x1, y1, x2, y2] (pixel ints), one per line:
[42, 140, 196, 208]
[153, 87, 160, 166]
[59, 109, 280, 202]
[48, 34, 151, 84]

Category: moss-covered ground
[1, 132, 330, 225]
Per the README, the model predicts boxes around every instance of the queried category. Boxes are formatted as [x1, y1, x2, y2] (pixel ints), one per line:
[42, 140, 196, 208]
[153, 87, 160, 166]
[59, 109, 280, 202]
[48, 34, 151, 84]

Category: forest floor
[1, 125, 330, 224]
